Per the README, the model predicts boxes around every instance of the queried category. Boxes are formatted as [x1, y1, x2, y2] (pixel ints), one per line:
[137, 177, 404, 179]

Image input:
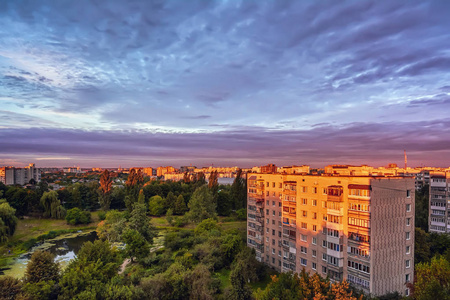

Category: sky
[1, 0, 450, 168]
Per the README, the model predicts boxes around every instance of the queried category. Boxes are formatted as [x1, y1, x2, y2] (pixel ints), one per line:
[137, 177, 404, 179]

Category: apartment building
[429, 172, 450, 233]
[247, 172, 414, 296]
[0, 163, 41, 185]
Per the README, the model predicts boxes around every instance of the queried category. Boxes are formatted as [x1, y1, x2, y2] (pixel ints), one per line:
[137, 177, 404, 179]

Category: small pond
[0, 231, 97, 278]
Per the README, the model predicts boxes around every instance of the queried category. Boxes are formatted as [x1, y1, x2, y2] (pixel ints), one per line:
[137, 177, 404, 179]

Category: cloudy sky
[1, 0, 450, 168]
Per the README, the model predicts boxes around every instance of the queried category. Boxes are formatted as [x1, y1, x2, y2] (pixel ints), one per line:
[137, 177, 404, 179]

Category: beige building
[247, 172, 414, 296]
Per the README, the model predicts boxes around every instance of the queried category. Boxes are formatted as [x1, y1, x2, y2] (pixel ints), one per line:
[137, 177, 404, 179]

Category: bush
[98, 211, 107, 221]
[65, 208, 91, 225]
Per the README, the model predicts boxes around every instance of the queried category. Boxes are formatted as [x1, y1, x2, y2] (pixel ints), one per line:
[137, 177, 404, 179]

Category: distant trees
[125, 169, 144, 211]
[99, 169, 113, 210]
[415, 184, 429, 231]
[40, 191, 65, 219]
[186, 185, 217, 223]
[231, 169, 246, 210]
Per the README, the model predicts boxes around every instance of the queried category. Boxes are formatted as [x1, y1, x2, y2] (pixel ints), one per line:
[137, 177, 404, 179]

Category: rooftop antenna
[404, 150, 407, 170]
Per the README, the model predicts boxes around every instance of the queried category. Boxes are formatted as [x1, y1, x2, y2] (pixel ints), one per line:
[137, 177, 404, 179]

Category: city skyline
[1, 1, 450, 167]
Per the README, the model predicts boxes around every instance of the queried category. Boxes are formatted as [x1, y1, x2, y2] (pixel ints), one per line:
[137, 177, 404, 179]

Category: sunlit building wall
[247, 172, 414, 296]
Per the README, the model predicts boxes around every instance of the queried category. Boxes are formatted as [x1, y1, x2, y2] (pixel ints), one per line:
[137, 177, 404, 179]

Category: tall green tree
[165, 191, 177, 211]
[231, 169, 246, 210]
[125, 169, 144, 210]
[40, 191, 65, 219]
[415, 184, 429, 231]
[208, 171, 219, 206]
[122, 229, 150, 262]
[174, 194, 187, 215]
[186, 185, 217, 223]
[23, 250, 60, 300]
[99, 169, 113, 210]
[59, 240, 121, 299]
[0, 194, 18, 241]
[129, 201, 156, 243]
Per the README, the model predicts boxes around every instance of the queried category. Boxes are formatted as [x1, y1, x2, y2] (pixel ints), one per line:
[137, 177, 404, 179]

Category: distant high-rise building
[247, 169, 414, 296]
[0, 163, 41, 185]
[429, 172, 450, 233]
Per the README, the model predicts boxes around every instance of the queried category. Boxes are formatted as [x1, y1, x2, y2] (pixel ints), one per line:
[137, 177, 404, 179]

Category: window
[301, 258, 307, 266]
[272, 182, 275, 188]
[301, 246, 307, 254]
[266, 219, 269, 224]
[272, 239, 275, 245]
[405, 288, 410, 296]
[266, 182, 269, 187]
[272, 201, 275, 206]
[278, 231, 281, 237]
[272, 192, 276, 197]
[312, 237, 317, 245]
[322, 215, 327, 221]
[313, 225, 317, 232]
[406, 204, 411, 212]
[322, 266, 327, 274]
[278, 221, 282, 227]
[301, 222, 307, 229]
[302, 211, 307, 217]
[301, 234, 307, 242]
[272, 210, 275, 216]
[313, 187, 317, 194]
[313, 212, 317, 219]
[406, 274, 410, 282]
[272, 248, 275, 254]
[406, 246, 411, 254]
[312, 262, 317, 270]
[302, 198, 307, 205]
[406, 232, 410, 240]
[272, 229, 275, 235]
[266, 227, 269, 233]
[266, 191, 269, 196]
[407, 190, 411, 198]
[272, 220, 275, 225]
[266, 237, 269, 242]
[313, 199, 317, 206]
[278, 250, 281, 257]
[406, 218, 411, 226]
[322, 240, 327, 247]
[406, 259, 411, 268]
[266, 200, 269, 205]
[322, 201, 327, 208]
[266, 209, 269, 214]
[312, 250, 317, 257]
[272, 257, 275, 263]
[322, 253, 327, 261]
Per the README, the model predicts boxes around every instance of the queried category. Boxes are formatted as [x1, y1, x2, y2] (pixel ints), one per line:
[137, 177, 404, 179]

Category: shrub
[65, 208, 91, 225]
[98, 211, 107, 221]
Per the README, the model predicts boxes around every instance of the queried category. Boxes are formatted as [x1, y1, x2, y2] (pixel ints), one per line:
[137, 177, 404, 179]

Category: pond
[0, 230, 97, 278]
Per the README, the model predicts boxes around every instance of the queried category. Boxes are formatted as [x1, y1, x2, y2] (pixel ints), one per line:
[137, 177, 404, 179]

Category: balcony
[327, 186, 343, 202]
[283, 200, 296, 207]
[283, 189, 297, 197]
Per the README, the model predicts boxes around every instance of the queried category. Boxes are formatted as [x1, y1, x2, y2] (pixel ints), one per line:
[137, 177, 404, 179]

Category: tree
[24, 250, 60, 284]
[148, 195, 166, 216]
[96, 210, 126, 243]
[197, 172, 206, 185]
[59, 240, 121, 299]
[415, 184, 429, 231]
[23, 250, 60, 300]
[0, 197, 18, 241]
[183, 172, 190, 184]
[40, 191, 65, 219]
[0, 276, 24, 300]
[228, 260, 253, 300]
[231, 169, 246, 210]
[217, 189, 231, 216]
[186, 185, 217, 223]
[125, 169, 144, 210]
[412, 256, 450, 300]
[165, 192, 177, 211]
[122, 229, 150, 262]
[129, 201, 156, 243]
[99, 169, 113, 210]
[174, 194, 187, 215]
[65, 207, 91, 225]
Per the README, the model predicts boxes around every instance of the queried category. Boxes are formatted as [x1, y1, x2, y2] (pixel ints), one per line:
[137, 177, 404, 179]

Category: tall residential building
[429, 172, 450, 233]
[0, 163, 41, 185]
[247, 172, 414, 296]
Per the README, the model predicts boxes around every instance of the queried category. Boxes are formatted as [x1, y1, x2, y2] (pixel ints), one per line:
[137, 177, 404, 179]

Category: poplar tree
[99, 169, 112, 210]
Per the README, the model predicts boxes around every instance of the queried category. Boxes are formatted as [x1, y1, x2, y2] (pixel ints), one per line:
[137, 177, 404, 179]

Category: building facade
[429, 172, 450, 233]
[0, 164, 41, 185]
[247, 173, 414, 296]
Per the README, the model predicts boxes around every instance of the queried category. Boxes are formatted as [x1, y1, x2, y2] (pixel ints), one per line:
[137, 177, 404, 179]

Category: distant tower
[404, 150, 407, 169]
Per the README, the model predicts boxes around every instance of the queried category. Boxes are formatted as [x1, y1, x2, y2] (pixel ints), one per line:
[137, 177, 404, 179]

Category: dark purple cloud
[1, 119, 450, 167]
